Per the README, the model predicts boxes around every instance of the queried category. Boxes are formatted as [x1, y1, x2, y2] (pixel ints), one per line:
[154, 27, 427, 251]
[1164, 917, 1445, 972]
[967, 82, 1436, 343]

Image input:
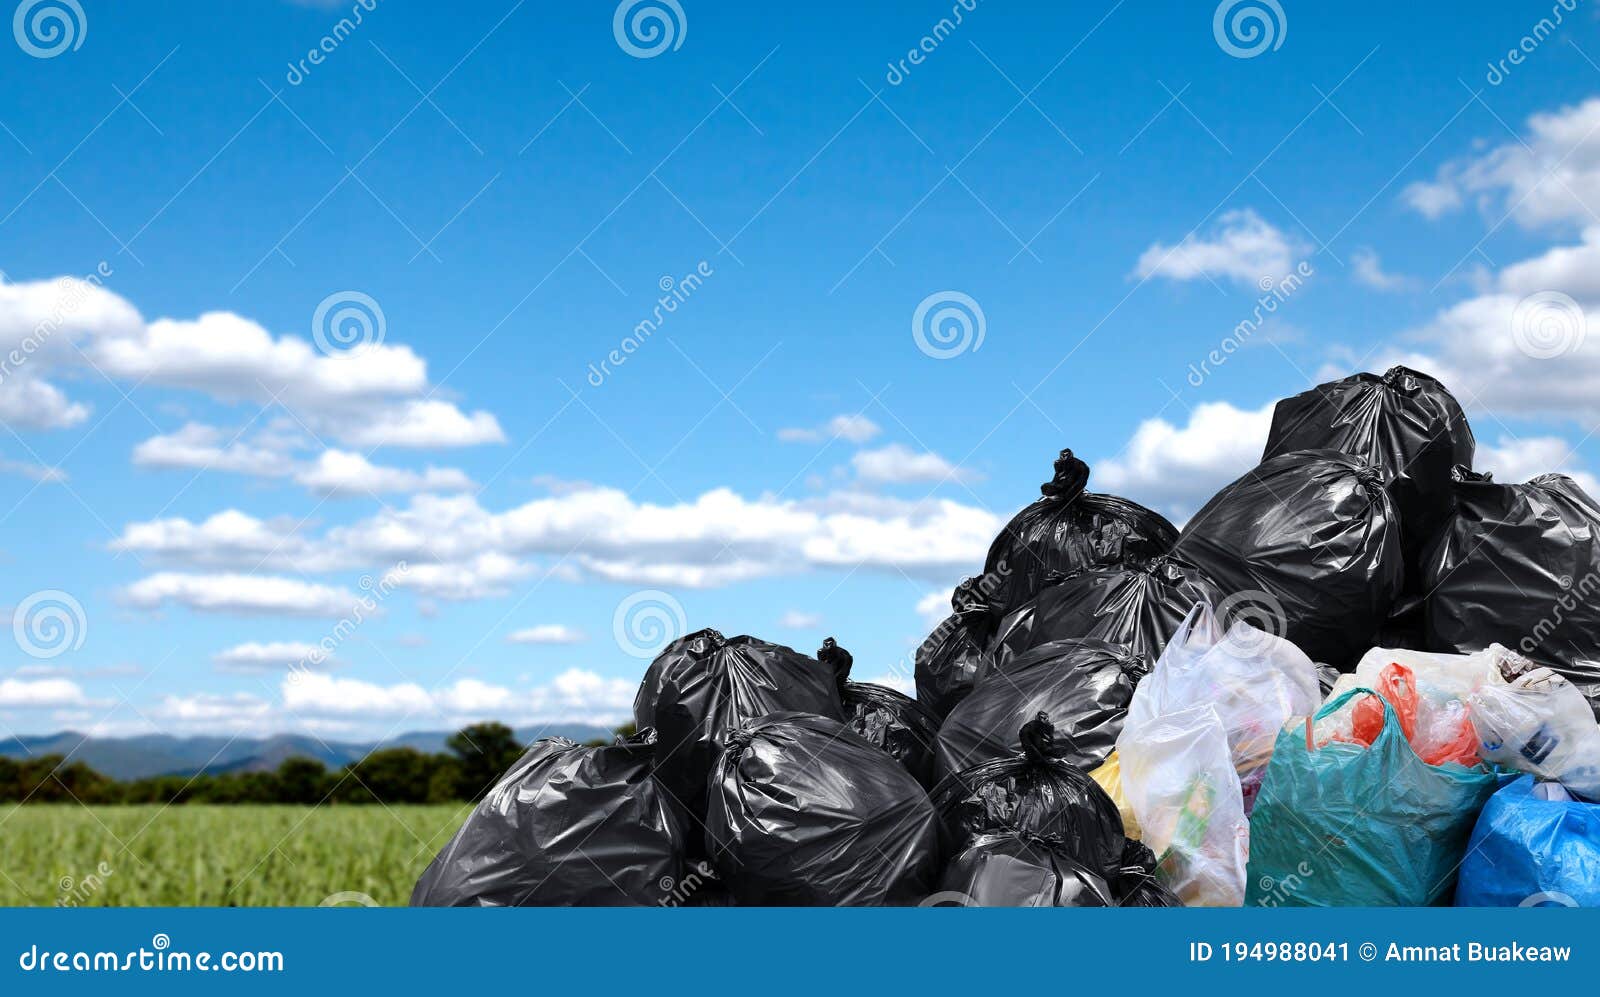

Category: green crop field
[0, 804, 472, 907]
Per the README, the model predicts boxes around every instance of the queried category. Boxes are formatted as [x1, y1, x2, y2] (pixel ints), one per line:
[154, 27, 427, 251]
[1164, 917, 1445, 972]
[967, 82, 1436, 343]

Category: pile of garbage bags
[414, 366, 1600, 907]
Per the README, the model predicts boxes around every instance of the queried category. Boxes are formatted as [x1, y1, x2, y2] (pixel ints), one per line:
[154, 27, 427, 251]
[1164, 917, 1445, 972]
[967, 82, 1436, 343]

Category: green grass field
[0, 804, 472, 907]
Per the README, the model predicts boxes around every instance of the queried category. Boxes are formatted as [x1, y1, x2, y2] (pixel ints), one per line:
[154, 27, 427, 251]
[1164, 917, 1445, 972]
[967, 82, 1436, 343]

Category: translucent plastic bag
[1470, 665, 1600, 801]
[1089, 751, 1140, 840]
[1349, 662, 1480, 767]
[1115, 705, 1248, 907]
[1456, 775, 1600, 907]
[1124, 602, 1319, 810]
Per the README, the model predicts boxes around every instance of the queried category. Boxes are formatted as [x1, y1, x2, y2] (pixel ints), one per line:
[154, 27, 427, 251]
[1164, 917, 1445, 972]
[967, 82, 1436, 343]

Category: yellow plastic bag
[1090, 751, 1140, 840]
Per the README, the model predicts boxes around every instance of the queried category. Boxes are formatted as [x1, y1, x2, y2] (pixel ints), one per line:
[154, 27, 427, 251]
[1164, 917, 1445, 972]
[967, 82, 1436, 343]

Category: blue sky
[2, 0, 1599, 741]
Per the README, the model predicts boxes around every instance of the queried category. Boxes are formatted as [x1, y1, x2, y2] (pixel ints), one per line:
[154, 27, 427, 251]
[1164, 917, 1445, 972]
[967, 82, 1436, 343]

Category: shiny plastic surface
[635, 628, 844, 816]
[1456, 775, 1600, 907]
[411, 732, 687, 907]
[705, 712, 942, 906]
[914, 571, 1005, 718]
[938, 833, 1114, 907]
[935, 638, 1148, 779]
[1423, 468, 1600, 710]
[841, 680, 941, 787]
[1178, 449, 1404, 669]
[982, 449, 1179, 620]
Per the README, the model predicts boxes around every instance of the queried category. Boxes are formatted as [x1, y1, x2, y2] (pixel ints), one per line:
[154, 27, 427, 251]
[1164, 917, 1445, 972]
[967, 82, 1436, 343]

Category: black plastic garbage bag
[411, 731, 686, 907]
[706, 712, 942, 906]
[988, 556, 1223, 667]
[1264, 365, 1474, 582]
[936, 640, 1147, 780]
[1423, 467, 1600, 712]
[1178, 449, 1404, 668]
[634, 628, 843, 816]
[938, 832, 1113, 907]
[820, 637, 940, 786]
[841, 681, 941, 788]
[932, 713, 1127, 877]
[1113, 839, 1183, 907]
[915, 571, 1006, 719]
[982, 449, 1179, 620]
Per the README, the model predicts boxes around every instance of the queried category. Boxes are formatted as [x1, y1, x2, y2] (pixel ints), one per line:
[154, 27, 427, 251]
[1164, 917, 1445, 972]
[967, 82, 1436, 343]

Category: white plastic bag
[1116, 705, 1247, 907]
[1470, 665, 1600, 801]
[1125, 601, 1320, 805]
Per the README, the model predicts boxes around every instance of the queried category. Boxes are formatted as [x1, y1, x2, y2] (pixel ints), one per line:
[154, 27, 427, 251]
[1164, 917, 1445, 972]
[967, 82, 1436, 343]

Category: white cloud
[293, 449, 474, 497]
[122, 572, 363, 617]
[0, 677, 91, 708]
[1476, 435, 1600, 496]
[0, 456, 66, 483]
[133, 422, 299, 477]
[778, 414, 882, 444]
[857, 673, 915, 696]
[506, 624, 586, 644]
[1095, 401, 1274, 520]
[0, 274, 502, 450]
[1351, 248, 1417, 292]
[851, 443, 974, 484]
[1402, 97, 1600, 231]
[777, 610, 822, 629]
[1135, 209, 1307, 286]
[113, 486, 1001, 592]
[213, 641, 329, 672]
[281, 667, 634, 725]
[154, 692, 274, 728]
[916, 589, 952, 626]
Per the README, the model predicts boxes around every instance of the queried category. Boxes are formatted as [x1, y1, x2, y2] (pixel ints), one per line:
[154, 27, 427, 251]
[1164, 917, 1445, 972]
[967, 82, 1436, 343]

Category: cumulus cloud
[112, 485, 1001, 592]
[506, 624, 586, 644]
[281, 668, 635, 726]
[133, 422, 300, 477]
[1402, 97, 1600, 231]
[777, 610, 822, 629]
[1135, 209, 1307, 286]
[122, 572, 364, 617]
[0, 273, 502, 450]
[777, 414, 882, 444]
[851, 443, 974, 484]
[1476, 435, 1600, 496]
[213, 641, 330, 672]
[293, 449, 475, 497]
[0, 677, 92, 708]
[1095, 401, 1274, 521]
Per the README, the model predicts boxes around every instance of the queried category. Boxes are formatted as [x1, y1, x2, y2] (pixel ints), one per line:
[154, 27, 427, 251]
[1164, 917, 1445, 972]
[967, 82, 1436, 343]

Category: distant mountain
[0, 724, 617, 781]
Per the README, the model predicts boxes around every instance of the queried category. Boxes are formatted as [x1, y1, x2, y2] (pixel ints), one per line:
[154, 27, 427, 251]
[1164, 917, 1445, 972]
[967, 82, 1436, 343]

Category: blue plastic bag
[1456, 775, 1600, 907]
[1245, 688, 1498, 907]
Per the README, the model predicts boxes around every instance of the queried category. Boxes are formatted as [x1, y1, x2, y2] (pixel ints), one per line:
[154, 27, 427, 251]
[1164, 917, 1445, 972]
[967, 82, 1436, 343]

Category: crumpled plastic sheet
[411, 731, 687, 907]
[937, 832, 1114, 907]
[705, 712, 942, 906]
[634, 628, 843, 816]
[1178, 448, 1404, 669]
[915, 572, 1006, 719]
[935, 637, 1149, 781]
[841, 680, 941, 788]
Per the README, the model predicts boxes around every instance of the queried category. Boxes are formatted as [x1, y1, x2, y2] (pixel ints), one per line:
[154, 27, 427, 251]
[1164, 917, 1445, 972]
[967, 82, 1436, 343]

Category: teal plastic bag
[1245, 688, 1498, 906]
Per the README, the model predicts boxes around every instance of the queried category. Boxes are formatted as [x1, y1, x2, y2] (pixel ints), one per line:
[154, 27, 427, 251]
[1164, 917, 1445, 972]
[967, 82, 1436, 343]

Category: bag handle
[1169, 600, 1221, 654]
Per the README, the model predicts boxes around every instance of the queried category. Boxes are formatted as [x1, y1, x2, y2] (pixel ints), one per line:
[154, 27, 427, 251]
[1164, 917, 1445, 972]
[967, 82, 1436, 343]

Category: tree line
[0, 723, 622, 805]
